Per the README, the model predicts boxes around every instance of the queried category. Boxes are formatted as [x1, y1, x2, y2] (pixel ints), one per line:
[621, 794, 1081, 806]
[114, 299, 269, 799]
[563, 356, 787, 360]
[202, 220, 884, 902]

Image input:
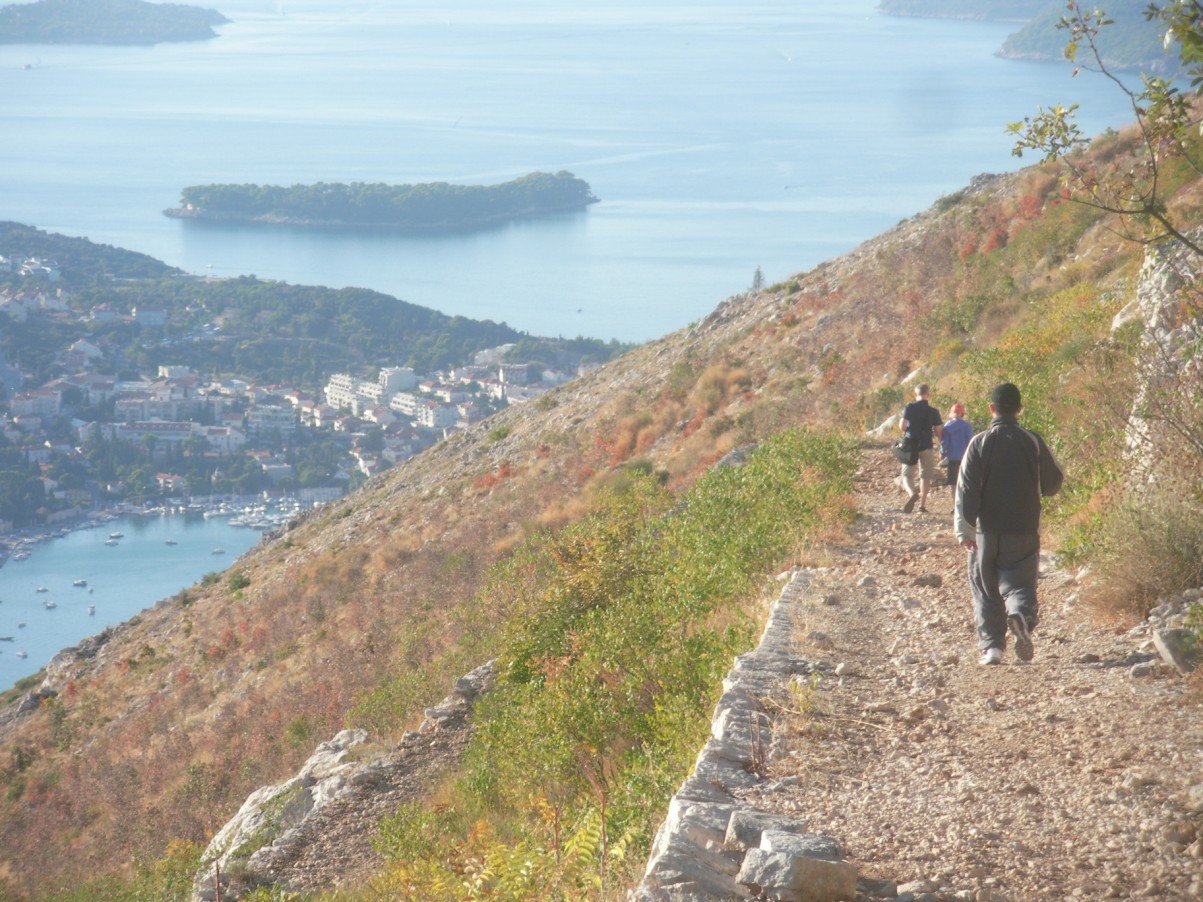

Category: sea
[1, 0, 1140, 344]
[0, 512, 263, 688]
[0, 0, 1142, 685]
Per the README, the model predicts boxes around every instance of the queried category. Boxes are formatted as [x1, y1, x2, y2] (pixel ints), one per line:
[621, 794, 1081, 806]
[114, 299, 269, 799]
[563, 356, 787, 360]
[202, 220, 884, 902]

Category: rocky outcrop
[1113, 234, 1203, 481]
[191, 660, 496, 902]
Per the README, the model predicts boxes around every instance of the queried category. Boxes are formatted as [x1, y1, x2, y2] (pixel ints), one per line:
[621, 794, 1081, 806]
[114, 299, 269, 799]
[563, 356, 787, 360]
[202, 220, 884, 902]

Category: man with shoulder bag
[896, 383, 942, 513]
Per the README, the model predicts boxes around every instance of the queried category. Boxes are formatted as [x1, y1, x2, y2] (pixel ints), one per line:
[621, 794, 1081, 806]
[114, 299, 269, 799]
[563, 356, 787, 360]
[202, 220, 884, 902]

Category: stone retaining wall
[631, 569, 857, 902]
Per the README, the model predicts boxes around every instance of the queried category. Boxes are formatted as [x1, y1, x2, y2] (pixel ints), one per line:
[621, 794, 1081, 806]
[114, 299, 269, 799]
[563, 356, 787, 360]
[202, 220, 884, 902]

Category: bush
[1085, 477, 1203, 623]
[371, 428, 855, 899]
[1085, 321, 1203, 624]
[34, 839, 203, 902]
[228, 569, 251, 592]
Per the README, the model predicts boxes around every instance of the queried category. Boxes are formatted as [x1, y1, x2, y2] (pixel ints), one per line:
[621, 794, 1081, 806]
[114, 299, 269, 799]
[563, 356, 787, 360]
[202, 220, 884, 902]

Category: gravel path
[736, 448, 1203, 900]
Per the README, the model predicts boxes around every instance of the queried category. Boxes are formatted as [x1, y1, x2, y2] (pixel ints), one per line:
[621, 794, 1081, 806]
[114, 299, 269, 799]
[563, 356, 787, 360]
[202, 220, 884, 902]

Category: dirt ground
[736, 448, 1203, 901]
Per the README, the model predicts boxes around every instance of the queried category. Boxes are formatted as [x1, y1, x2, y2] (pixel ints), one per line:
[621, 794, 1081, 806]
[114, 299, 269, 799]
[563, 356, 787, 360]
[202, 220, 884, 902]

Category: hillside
[880, 0, 1179, 72]
[998, 0, 1177, 72]
[0, 117, 1201, 899]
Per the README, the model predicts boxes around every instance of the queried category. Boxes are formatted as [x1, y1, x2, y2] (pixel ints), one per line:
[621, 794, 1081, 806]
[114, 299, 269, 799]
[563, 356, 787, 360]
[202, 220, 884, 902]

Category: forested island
[0, 0, 228, 45]
[164, 171, 599, 232]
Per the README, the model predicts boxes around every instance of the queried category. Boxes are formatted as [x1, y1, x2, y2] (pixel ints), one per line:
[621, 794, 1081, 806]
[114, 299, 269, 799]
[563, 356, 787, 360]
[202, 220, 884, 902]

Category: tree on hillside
[1008, 1, 1203, 256]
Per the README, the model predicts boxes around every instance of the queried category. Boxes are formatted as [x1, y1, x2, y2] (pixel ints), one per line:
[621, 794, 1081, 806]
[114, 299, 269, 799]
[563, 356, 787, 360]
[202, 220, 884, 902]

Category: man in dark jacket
[954, 383, 1064, 665]
[898, 383, 943, 513]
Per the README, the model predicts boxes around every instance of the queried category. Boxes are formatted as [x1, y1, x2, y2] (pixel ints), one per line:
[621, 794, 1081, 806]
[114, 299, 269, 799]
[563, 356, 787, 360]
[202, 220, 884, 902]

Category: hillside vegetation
[881, 0, 1179, 71]
[1, 221, 624, 385]
[0, 117, 1201, 899]
[999, 0, 1177, 71]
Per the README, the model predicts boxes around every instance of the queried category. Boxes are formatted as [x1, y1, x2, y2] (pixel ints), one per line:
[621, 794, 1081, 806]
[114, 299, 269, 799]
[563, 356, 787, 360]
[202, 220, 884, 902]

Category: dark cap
[990, 382, 1021, 409]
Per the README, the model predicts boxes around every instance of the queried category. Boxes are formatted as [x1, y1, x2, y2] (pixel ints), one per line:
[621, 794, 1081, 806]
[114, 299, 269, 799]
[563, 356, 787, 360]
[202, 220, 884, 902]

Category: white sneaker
[980, 647, 1003, 666]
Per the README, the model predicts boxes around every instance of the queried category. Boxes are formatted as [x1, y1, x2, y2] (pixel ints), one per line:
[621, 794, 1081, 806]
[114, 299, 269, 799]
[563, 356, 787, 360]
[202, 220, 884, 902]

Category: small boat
[73, 579, 87, 587]
[15, 650, 27, 658]
[211, 548, 225, 555]
[109, 532, 124, 539]
[35, 586, 48, 593]
[88, 605, 95, 615]
[0, 636, 12, 641]
[104, 539, 118, 546]
[44, 600, 56, 609]
[17, 622, 25, 628]
[165, 539, 178, 545]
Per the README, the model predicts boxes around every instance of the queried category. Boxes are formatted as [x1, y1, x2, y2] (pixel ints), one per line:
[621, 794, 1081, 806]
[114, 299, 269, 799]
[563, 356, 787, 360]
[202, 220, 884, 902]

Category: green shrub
[228, 569, 251, 592]
[372, 428, 855, 898]
[36, 839, 202, 902]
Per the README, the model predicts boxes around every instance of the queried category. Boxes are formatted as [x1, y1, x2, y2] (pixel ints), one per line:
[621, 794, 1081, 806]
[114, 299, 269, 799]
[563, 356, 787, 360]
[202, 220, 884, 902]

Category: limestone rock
[192, 729, 369, 901]
[724, 810, 819, 852]
[737, 848, 857, 902]
[1153, 628, 1200, 675]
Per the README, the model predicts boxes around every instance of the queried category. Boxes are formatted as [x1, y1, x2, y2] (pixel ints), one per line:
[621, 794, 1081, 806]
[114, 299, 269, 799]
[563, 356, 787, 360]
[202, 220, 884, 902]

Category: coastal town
[0, 253, 597, 546]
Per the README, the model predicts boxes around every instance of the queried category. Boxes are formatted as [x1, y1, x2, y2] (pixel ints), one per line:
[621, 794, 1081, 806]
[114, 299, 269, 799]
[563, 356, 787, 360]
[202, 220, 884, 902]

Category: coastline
[0, 508, 125, 570]
[0, 493, 329, 570]
[161, 199, 598, 233]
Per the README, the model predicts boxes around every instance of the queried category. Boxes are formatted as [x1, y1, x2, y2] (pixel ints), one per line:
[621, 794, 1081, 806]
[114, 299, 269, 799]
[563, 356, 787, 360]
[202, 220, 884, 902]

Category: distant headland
[0, 0, 228, 46]
[878, 0, 1177, 73]
[163, 172, 600, 232]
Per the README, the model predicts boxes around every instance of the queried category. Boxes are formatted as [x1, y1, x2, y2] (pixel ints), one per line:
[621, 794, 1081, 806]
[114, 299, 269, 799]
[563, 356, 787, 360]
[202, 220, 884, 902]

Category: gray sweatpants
[968, 531, 1040, 652]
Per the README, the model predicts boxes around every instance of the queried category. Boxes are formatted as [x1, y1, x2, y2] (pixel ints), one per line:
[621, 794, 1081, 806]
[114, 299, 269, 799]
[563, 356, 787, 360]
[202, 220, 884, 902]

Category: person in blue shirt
[940, 401, 974, 489]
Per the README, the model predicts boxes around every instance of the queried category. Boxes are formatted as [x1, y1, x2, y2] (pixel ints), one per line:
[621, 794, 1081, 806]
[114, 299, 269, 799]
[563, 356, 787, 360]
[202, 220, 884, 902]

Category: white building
[325, 373, 358, 409]
[389, 391, 421, 417]
[415, 401, 458, 430]
[202, 425, 247, 453]
[247, 404, 297, 439]
[10, 389, 63, 418]
[379, 366, 417, 392]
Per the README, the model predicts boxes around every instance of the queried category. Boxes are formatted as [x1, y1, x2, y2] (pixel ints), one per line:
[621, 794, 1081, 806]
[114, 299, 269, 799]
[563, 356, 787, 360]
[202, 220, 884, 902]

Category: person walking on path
[954, 383, 1064, 665]
[940, 402, 974, 490]
[898, 383, 943, 513]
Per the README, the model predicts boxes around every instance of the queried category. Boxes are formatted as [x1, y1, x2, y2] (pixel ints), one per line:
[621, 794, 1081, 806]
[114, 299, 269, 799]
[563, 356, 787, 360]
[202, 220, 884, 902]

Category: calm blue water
[0, 0, 1138, 343]
[0, 514, 261, 688]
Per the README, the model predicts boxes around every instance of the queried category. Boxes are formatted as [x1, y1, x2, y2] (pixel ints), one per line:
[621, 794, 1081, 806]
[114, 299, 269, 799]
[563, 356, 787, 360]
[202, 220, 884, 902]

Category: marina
[0, 495, 328, 688]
